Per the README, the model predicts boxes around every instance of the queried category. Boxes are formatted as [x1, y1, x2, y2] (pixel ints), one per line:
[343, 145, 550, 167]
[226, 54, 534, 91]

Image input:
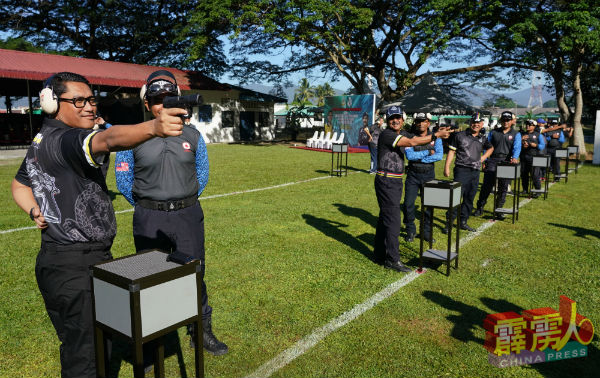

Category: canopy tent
[380, 75, 477, 115]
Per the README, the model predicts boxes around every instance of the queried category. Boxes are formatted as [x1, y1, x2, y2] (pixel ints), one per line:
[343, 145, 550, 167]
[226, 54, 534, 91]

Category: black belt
[137, 195, 198, 211]
[43, 240, 112, 252]
[407, 163, 434, 173]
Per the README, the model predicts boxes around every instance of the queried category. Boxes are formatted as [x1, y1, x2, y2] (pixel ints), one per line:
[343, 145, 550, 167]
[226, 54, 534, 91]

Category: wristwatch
[29, 207, 36, 221]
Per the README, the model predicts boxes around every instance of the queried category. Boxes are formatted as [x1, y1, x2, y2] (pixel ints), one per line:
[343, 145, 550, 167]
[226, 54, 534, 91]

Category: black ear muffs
[40, 75, 58, 114]
[139, 70, 181, 100]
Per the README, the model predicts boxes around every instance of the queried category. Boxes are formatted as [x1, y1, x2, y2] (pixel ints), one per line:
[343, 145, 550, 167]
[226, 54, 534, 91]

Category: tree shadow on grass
[302, 213, 378, 264]
[547, 222, 600, 240]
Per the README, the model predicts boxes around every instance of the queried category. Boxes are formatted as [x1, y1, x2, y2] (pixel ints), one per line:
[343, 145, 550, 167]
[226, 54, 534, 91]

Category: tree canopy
[190, 0, 520, 102]
[0, 0, 228, 77]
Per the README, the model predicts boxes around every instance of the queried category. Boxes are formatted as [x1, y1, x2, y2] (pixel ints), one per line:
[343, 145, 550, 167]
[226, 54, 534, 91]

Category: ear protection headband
[139, 70, 181, 100]
[40, 75, 58, 114]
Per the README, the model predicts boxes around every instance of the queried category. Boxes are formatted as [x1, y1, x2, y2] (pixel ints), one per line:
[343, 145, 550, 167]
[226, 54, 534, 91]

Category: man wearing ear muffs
[402, 112, 442, 243]
[115, 70, 228, 357]
[11, 71, 185, 378]
[473, 111, 521, 220]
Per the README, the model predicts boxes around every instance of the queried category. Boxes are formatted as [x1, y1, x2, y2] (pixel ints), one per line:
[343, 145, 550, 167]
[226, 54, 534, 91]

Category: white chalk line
[246, 187, 547, 377]
[1, 172, 360, 234]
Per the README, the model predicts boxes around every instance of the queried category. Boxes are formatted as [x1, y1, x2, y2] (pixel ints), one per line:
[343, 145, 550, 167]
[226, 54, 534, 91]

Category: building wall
[184, 89, 278, 144]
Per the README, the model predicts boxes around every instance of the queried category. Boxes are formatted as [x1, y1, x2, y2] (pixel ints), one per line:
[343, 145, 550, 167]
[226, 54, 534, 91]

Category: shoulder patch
[182, 142, 191, 151]
[116, 162, 129, 172]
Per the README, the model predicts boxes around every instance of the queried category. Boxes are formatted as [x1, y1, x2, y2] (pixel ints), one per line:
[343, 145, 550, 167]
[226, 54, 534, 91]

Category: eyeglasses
[58, 96, 98, 108]
[146, 81, 178, 97]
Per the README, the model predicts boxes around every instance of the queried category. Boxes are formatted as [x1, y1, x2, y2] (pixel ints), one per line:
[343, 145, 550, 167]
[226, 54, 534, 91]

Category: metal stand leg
[95, 326, 107, 378]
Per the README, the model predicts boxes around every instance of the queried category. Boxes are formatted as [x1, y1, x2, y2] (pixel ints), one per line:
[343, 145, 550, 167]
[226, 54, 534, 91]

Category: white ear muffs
[40, 86, 58, 114]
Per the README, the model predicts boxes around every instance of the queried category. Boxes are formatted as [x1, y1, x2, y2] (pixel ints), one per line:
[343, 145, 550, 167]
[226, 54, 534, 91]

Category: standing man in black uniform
[11, 72, 184, 378]
[443, 113, 494, 233]
[402, 112, 443, 242]
[115, 70, 228, 356]
[520, 119, 545, 196]
[373, 106, 450, 272]
[473, 111, 521, 219]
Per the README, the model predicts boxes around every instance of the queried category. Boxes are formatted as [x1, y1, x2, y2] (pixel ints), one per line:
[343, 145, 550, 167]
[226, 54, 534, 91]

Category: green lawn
[1, 144, 598, 378]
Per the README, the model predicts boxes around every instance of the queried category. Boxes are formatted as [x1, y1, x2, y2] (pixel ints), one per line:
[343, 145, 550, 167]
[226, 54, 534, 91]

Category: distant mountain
[241, 83, 345, 103]
[457, 86, 555, 107]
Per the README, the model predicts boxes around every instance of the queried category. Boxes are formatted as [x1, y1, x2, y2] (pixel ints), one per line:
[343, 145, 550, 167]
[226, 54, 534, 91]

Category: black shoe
[441, 226, 449, 234]
[189, 320, 229, 356]
[472, 207, 483, 217]
[384, 260, 412, 273]
[460, 223, 476, 232]
[404, 232, 416, 242]
[495, 213, 506, 220]
[532, 193, 540, 199]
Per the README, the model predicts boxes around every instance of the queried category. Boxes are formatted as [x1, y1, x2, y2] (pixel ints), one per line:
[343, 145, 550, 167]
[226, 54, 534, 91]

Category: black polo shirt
[377, 128, 413, 174]
[449, 129, 492, 170]
[15, 118, 116, 244]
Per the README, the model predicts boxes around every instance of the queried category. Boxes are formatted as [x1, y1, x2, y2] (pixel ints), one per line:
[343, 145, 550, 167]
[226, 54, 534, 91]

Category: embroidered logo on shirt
[182, 142, 191, 151]
[508, 135, 513, 140]
[116, 162, 129, 172]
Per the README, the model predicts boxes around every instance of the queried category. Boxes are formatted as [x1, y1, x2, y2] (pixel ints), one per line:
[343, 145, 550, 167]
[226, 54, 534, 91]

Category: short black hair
[49, 72, 90, 97]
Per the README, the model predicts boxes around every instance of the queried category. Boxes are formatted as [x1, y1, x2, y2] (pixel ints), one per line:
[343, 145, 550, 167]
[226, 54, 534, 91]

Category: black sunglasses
[58, 96, 98, 108]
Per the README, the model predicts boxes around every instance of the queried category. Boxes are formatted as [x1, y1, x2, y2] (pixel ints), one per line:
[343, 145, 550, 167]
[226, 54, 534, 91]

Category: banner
[323, 95, 376, 146]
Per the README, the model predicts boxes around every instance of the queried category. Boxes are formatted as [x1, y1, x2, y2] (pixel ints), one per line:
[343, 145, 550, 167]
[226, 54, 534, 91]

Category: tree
[292, 78, 315, 106]
[190, 0, 516, 102]
[313, 83, 336, 106]
[0, 0, 228, 77]
[495, 95, 517, 108]
[490, 0, 600, 157]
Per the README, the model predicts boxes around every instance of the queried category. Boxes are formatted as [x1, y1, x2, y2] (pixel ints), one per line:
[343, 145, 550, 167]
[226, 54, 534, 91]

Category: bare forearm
[11, 179, 37, 213]
[92, 121, 156, 154]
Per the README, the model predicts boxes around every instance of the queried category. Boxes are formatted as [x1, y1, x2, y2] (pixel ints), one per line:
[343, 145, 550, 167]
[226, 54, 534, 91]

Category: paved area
[0, 148, 27, 160]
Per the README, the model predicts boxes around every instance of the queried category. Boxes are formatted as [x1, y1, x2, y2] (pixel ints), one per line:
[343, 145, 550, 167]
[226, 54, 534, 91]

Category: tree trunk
[571, 63, 587, 159]
[553, 76, 571, 124]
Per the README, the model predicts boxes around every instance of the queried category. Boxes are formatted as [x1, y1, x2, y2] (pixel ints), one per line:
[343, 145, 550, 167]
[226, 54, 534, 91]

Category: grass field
[1, 143, 599, 378]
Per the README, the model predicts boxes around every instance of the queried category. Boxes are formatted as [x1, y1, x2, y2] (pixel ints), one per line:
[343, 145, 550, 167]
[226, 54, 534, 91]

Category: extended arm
[90, 107, 186, 155]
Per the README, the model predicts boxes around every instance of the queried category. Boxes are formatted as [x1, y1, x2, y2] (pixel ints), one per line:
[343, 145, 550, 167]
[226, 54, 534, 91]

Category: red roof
[0, 48, 230, 91]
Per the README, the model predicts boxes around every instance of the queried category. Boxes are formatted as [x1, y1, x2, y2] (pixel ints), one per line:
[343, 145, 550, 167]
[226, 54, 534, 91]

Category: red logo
[116, 162, 129, 172]
[182, 142, 191, 151]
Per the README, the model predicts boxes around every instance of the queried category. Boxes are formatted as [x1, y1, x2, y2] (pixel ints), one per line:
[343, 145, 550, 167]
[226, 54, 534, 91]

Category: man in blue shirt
[403, 112, 443, 242]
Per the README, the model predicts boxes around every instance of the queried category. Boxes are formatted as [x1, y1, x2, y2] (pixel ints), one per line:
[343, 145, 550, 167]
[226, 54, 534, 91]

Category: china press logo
[484, 296, 594, 368]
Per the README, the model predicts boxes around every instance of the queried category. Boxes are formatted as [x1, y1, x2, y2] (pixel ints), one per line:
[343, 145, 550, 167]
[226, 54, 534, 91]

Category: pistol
[163, 94, 203, 120]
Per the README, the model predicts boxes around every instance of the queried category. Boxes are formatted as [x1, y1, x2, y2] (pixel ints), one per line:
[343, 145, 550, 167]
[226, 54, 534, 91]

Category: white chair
[324, 132, 338, 149]
[306, 130, 319, 147]
[318, 132, 331, 149]
[332, 132, 345, 146]
[308, 131, 323, 148]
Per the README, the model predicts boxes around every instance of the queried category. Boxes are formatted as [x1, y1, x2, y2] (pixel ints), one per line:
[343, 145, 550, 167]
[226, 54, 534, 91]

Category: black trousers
[133, 201, 211, 318]
[547, 148, 561, 177]
[447, 166, 480, 225]
[402, 168, 435, 236]
[35, 241, 113, 378]
[521, 155, 541, 191]
[476, 158, 510, 210]
[374, 175, 403, 263]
